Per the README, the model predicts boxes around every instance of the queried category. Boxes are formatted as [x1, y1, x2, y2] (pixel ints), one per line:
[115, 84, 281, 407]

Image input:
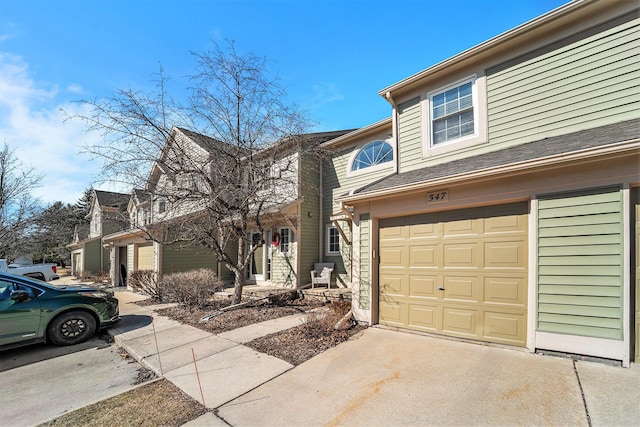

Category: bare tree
[72, 42, 310, 303]
[0, 143, 43, 261]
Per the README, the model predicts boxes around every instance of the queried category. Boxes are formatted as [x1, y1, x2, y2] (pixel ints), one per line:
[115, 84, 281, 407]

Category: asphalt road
[0, 336, 143, 426]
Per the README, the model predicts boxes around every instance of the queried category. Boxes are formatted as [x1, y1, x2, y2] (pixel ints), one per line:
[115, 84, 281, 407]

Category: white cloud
[310, 82, 344, 107]
[67, 84, 84, 94]
[0, 53, 103, 205]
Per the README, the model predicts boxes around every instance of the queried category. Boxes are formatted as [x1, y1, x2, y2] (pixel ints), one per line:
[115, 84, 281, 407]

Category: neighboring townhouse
[68, 190, 129, 276]
[243, 130, 352, 288]
[322, 0, 639, 366]
[102, 127, 222, 287]
[102, 126, 352, 290]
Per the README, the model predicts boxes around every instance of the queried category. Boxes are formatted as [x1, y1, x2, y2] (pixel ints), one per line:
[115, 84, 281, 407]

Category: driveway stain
[327, 371, 401, 427]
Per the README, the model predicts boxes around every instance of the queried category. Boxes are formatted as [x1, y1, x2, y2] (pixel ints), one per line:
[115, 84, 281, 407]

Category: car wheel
[47, 311, 96, 346]
[25, 272, 46, 281]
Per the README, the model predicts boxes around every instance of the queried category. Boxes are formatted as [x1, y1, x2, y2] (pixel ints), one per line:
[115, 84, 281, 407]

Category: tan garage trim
[378, 203, 528, 347]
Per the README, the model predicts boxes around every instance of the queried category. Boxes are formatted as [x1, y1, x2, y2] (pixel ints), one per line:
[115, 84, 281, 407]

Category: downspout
[385, 91, 400, 174]
[319, 156, 324, 263]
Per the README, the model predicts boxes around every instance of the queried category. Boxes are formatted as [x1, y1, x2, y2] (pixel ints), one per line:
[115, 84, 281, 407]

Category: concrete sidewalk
[110, 290, 297, 415]
[111, 290, 640, 426]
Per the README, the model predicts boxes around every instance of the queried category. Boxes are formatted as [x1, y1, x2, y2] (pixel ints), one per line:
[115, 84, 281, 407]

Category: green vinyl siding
[359, 213, 370, 310]
[397, 97, 423, 173]
[323, 145, 394, 222]
[487, 13, 640, 147]
[322, 133, 393, 284]
[84, 239, 103, 274]
[537, 188, 623, 340]
[270, 241, 297, 287]
[127, 243, 135, 274]
[300, 153, 320, 286]
[162, 243, 217, 275]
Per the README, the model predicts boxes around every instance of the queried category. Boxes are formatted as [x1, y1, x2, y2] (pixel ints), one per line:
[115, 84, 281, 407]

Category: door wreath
[271, 232, 281, 246]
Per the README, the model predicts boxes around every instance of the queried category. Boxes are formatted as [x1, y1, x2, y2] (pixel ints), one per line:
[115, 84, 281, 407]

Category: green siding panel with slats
[537, 188, 623, 340]
[300, 153, 320, 286]
[359, 213, 370, 310]
[487, 13, 640, 147]
[397, 97, 423, 173]
[162, 243, 217, 275]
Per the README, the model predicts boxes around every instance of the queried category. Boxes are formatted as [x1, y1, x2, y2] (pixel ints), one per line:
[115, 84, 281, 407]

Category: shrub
[298, 300, 354, 337]
[159, 269, 223, 308]
[129, 270, 159, 299]
[92, 270, 111, 285]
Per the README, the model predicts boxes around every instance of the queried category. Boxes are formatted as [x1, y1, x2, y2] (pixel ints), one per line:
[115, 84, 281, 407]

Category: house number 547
[427, 190, 448, 203]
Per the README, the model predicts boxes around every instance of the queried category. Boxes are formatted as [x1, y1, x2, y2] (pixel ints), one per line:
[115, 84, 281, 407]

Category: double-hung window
[430, 78, 476, 147]
[279, 228, 290, 253]
[327, 226, 340, 254]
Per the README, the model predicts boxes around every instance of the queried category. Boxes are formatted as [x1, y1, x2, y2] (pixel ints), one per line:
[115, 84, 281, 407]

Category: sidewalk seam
[572, 359, 592, 427]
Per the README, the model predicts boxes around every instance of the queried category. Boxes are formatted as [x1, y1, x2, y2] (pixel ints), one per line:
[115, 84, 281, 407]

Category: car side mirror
[10, 290, 29, 303]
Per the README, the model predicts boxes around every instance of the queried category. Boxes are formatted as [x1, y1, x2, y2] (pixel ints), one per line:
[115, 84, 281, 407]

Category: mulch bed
[140, 296, 366, 366]
[154, 296, 324, 334]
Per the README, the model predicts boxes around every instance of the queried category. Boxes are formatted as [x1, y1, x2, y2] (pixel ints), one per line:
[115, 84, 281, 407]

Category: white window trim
[279, 227, 291, 254]
[421, 74, 487, 158]
[326, 225, 340, 255]
[346, 138, 395, 177]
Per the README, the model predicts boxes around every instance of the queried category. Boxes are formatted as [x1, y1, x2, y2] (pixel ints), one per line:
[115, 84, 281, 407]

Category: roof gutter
[337, 139, 640, 204]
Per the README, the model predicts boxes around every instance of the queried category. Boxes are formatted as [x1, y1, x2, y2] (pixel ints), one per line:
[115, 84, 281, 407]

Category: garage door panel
[485, 213, 520, 231]
[443, 243, 479, 268]
[484, 276, 526, 306]
[409, 222, 438, 239]
[379, 203, 528, 347]
[484, 240, 526, 269]
[409, 244, 439, 267]
[379, 246, 405, 266]
[138, 244, 153, 270]
[379, 223, 405, 239]
[408, 303, 441, 331]
[379, 300, 405, 327]
[483, 311, 526, 345]
[442, 217, 482, 236]
[409, 275, 440, 298]
[379, 274, 406, 296]
[443, 276, 478, 302]
[442, 307, 478, 337]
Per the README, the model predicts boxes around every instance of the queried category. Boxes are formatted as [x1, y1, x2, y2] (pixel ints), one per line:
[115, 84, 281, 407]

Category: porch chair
[310, 263, 334, 288]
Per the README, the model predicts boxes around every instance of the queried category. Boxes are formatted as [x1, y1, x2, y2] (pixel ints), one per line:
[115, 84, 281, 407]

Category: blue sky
[0, 0, 568, 204]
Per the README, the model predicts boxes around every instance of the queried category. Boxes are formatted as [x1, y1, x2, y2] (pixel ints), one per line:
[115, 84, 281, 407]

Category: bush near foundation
[129, 270, 159, 298]
[159, 269, 222, 308]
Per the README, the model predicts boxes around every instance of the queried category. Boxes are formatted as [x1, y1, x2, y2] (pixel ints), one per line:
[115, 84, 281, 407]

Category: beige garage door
[379, 203, 528, 346]
[137, 243, 153, 270]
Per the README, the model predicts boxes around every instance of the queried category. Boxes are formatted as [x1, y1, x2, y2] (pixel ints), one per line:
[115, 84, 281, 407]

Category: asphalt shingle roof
[354, 118, 640, 196]
[94, 190, 130, 210]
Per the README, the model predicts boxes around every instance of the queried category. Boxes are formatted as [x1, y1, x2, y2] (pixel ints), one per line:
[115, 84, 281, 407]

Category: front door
[247, 233, 264, 282]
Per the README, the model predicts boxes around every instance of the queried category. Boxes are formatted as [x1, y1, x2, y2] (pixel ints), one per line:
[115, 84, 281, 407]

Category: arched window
[351, 140, 393, 171]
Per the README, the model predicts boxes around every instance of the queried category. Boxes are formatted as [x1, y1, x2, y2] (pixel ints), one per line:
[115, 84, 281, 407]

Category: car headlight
[79, 291, 109, 298]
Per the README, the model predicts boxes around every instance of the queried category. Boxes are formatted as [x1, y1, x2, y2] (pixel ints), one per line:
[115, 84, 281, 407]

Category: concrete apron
[217, 327, 640, 427]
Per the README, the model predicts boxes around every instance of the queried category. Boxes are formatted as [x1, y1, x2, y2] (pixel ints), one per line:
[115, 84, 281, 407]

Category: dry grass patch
[39, 380, 206, 427]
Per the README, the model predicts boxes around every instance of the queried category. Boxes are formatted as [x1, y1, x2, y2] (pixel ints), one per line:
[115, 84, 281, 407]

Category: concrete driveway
[0, 337, 142, 426]
[216, 328, 640, 426]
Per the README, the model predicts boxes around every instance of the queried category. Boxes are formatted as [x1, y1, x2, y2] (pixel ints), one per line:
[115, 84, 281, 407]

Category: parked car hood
[48, 283, 115, 295]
